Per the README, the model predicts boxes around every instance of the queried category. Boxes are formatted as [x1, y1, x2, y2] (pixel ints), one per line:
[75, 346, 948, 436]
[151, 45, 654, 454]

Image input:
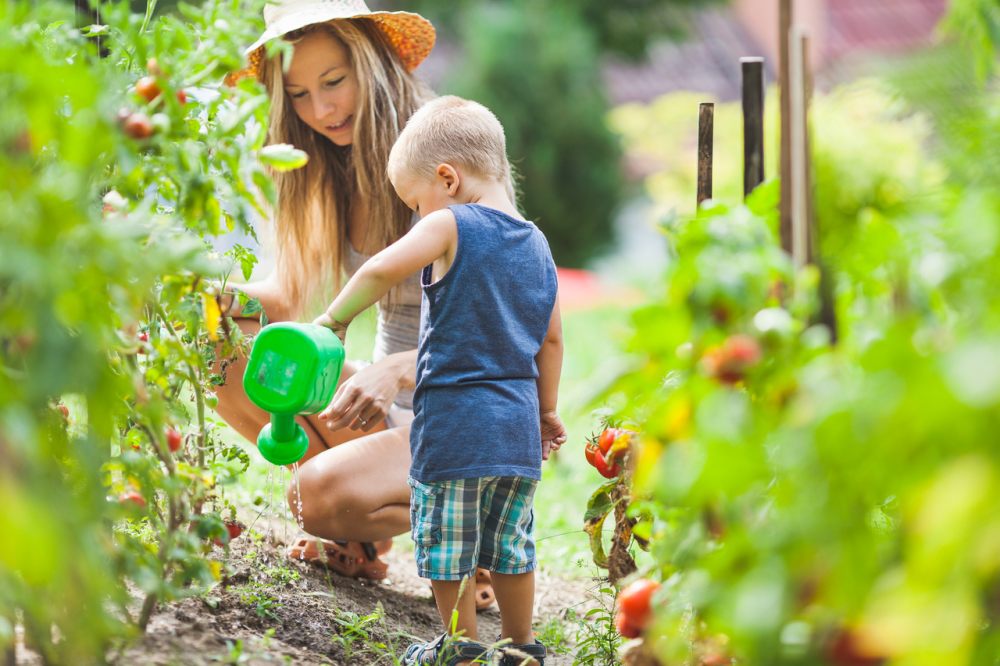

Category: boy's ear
[435, 163, 460, 196]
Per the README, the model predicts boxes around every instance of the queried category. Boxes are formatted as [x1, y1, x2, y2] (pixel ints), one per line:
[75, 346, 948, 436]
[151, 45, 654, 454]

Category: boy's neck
[458, 176, 523, 220]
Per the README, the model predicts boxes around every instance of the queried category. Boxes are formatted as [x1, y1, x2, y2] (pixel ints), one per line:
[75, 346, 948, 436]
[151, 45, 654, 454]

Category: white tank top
[343, 242, 422, 410]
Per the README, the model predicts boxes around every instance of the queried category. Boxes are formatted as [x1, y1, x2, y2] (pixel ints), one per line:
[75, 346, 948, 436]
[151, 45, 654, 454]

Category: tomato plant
[0, 0, 297, 660]
[595, 3, 1000, 661]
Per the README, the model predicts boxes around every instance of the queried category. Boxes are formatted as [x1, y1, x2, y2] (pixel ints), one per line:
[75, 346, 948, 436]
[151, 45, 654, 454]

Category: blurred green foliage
[385, 0, 723, 60]
[1, 0, 271, 661]
[602, 1, 1000, 663]
[443, 2, 624, 268]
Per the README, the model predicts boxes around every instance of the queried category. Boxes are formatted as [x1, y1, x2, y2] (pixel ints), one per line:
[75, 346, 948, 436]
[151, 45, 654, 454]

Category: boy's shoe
[497, 639, 546, 666]
[402, 632, 491, 665]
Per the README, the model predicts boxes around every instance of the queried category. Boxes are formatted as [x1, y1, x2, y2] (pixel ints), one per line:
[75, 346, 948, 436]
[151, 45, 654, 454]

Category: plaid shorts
[408, 476, 537, 580]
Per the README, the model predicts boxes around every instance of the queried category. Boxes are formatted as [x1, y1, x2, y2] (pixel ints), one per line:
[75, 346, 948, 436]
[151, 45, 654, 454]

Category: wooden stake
[802, 33, 815, 265]
[803, 33, 838, 341]
[778, 0, 793, 253]
[741, 57, 766, 198]
[789, 25, 808, 269]
[697, 102, 714, 207]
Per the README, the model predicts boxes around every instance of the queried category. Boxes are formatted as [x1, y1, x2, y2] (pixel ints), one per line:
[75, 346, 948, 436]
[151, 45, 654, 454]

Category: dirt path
[109, 523, 601, 665]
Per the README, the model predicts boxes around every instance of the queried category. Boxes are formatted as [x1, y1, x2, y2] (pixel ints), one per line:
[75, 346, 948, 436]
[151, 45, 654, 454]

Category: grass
[221, 301, 638, 577]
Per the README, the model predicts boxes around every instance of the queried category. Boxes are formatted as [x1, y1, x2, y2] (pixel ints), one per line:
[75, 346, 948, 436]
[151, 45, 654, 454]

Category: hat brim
[225, 9, 435, 85]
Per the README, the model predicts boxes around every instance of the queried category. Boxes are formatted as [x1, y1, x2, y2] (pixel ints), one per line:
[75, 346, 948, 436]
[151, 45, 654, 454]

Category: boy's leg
[410, 477, 487, 644]
[477, 477, 539, 647]
[490, 570, 535, 645]
[429, 576, 479, 641]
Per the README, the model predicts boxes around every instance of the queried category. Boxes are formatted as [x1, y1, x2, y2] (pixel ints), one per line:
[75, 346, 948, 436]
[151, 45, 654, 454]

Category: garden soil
[10, 511, 600, 665]
[118, 530, 594, 665]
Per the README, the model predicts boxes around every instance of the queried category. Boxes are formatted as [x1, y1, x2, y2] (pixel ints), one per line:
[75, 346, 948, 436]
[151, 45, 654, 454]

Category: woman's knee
[288, 460, 353, 535]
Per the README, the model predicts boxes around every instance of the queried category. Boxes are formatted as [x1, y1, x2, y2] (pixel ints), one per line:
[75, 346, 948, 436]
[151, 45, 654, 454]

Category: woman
[218, 1, 499, 604]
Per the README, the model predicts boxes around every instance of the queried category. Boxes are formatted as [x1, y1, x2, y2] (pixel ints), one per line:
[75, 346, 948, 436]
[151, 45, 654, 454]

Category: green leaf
[258, 144, 308, 172]
[240, 296, 262, 316]
[583, 483, 616, 568]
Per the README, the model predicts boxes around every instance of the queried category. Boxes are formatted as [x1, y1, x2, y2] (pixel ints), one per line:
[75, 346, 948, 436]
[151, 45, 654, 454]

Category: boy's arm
[536, 299, 567, 459]
[313, 210, 457, 338]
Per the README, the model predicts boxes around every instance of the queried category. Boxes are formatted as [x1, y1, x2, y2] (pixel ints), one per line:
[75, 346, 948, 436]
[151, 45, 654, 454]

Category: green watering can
[243, 322, 345, 465]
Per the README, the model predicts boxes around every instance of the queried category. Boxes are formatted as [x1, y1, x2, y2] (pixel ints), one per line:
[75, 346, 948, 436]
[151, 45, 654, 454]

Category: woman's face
[283, 30, 359, 147]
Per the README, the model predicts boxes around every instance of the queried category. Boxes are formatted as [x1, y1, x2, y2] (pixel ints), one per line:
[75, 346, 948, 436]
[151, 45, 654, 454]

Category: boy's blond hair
[388, 95, 513, 188]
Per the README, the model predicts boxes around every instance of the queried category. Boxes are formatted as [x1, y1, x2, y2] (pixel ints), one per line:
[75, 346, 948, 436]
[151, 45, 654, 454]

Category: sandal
[287, 537, 390, 580]
[402, 632, 490, 665]
[497, 638, 546, 666]
[474, 568, 496, 611]
[428, 568, 496, 611]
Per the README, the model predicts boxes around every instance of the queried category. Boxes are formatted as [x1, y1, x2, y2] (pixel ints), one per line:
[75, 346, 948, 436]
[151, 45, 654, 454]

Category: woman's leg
[292, 424, 412, 542]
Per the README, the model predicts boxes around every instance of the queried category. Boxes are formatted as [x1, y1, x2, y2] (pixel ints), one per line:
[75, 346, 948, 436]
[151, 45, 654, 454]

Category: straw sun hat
[226, 0, 436, 84]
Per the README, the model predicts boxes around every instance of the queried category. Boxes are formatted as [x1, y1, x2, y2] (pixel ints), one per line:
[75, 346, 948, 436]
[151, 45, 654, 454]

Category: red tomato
[146, 57, 162, 76]
[614, 610, 641, 638]
[118, 491, 146, 508]
[135, 76, 162, 103]
[584, 441, 599, 467]
[618, 578, 661, 630]
[166, 428, 182, 453]
[825, 630, 886, 666]
[703, 334, 761, 384]
[593, 449, 622, 479]
[176, 89, 188, 105]
[597, 427, 620, 454]
[225, 521, 244, 541]
[122, 113, 154, 139]
[138, 332, 149, 343]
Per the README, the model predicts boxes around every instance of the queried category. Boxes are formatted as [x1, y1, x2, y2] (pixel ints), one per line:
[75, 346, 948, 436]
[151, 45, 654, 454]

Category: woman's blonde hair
[259, 19, 431, 314]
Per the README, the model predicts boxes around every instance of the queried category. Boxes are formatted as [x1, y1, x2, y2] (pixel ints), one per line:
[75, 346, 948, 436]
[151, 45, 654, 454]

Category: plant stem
[140, 0, 158, 34]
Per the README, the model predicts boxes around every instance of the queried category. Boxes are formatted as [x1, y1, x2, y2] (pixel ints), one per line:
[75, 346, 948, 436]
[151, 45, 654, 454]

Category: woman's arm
[222, 271, 300, 323]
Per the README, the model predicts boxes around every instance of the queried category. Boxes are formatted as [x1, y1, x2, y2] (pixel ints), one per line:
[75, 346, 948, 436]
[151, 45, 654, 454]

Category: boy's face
[390, 166, 458, 218]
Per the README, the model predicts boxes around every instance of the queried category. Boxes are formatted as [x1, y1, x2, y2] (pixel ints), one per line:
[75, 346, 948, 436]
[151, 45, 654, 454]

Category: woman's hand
[318, 356, 407, 432]
[540, 410, 567, 461]
[209, 274, 297, 323]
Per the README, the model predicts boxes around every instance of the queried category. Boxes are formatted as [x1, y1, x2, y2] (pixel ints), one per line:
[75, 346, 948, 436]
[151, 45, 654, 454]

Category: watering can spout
[243, 323, 345, 465]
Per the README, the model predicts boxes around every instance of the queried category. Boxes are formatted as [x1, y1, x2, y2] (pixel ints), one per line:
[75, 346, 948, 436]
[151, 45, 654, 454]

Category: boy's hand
[313, 312, 349, 344]
[540, 410, 567, 461]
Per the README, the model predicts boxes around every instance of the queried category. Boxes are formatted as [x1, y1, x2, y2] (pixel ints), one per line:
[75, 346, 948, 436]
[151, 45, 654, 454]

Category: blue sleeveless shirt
[409, 204, 558, 483]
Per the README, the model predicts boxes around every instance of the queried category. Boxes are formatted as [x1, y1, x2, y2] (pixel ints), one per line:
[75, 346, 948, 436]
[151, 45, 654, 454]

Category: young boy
[314, 95, 565, 666]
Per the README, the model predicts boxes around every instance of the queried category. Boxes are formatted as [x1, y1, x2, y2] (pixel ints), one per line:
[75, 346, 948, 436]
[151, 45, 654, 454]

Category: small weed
[331, 603, 392, 660]
[533, 615, 572, 656]
[567, 583, 621, 666]
[212, 631, 286, 664]
[236, 583, 282, 621]
[263, 564, 300, 587]
[218, 638, 246, 664]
